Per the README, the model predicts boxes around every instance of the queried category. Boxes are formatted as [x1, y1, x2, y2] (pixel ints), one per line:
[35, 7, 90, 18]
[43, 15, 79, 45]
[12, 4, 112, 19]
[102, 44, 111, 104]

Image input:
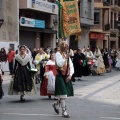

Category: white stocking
[60, 99, 68, 115]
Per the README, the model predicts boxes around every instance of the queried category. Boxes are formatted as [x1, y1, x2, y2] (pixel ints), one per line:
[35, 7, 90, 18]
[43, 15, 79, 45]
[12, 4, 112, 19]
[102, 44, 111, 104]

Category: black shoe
[20, 95, 25, 102]
[48, 95, 51, 99]
[2, 72, 4, 75]
[52, 103, 59, 114]
[62, 111, 70, 118]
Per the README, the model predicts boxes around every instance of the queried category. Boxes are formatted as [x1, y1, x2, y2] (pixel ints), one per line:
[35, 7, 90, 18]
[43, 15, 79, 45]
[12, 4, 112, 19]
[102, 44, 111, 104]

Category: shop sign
[20, 17, 45, 29]
[89, 33, 104, 39]
[27, 0, 58, 14]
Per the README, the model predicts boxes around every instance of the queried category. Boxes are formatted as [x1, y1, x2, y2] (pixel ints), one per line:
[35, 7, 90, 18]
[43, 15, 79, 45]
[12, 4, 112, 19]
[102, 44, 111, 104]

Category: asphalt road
[0, 69, 120, 120]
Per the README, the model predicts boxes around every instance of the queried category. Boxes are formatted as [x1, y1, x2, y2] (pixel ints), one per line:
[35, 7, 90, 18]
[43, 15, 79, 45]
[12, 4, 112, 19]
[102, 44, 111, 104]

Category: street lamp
[0, 19, 4, 28]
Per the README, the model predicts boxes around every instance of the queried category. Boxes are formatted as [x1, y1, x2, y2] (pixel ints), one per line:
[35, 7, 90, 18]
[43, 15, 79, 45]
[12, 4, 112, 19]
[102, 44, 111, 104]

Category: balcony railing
[94, 0, 102, 2]
[114, 20, 118, 29]
[103, 0, 110, 6]
[104, 24, 110, 31]
[111, 20, 118, 29]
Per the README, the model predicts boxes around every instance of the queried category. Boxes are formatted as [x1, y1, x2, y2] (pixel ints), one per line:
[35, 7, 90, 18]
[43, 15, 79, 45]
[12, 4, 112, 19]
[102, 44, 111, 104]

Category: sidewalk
[75, 74, 120, 105]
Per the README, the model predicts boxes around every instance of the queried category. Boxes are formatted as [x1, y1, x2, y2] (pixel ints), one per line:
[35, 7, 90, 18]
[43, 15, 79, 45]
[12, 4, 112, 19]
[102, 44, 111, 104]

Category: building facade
[69, 0, 94, 50]
[19, 0, 58, 50]
[0, 0, 19, 51]
[90, 0, 120, 50]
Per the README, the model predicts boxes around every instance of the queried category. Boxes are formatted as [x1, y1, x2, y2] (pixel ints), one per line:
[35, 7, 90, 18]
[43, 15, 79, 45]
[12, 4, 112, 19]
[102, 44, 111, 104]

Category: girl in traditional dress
[8, 45, 36, 101]
[92, 48, 106, 75]
[40, 52, 57, 99]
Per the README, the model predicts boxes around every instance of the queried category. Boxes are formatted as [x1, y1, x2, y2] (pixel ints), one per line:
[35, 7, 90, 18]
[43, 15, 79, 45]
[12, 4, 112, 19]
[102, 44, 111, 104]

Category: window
[87, 0, 91, 19]
[94, 10, 100, 24]
[9, 44, 14, 51]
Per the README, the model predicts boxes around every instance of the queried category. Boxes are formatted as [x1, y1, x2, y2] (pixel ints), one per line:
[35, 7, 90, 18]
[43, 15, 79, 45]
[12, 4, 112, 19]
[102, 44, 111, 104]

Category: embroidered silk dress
[93, 51, 106, 74]
[8, 54, 37, 95]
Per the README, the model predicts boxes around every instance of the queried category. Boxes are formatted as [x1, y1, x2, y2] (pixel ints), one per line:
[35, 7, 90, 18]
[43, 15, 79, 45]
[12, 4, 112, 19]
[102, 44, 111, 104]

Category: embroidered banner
[61, 0, 81, 37]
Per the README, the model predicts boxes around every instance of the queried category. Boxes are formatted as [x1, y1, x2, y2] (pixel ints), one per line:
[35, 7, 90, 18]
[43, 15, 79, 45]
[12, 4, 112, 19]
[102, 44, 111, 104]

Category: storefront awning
[19, 26, 57, 34]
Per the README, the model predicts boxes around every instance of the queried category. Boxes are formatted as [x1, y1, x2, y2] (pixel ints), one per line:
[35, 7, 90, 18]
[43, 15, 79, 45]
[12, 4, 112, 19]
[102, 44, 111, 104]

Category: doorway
[90, 40, 97, 52]
[103, 40, 107, 49]
[69, 35, 78, 50]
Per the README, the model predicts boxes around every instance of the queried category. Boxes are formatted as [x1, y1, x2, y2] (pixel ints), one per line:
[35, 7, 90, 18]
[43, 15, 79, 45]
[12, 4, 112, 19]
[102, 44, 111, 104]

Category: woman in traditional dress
[0, 48, 7, 75]
[73, 48, 85, 81]
[40, 52, 57, 99]
[115, 49, 120, 69]
[8, 45, 36, 101]
[83, 48, 93, 76]
[102, 48, 110, 72]
[93, 48, 106, 75]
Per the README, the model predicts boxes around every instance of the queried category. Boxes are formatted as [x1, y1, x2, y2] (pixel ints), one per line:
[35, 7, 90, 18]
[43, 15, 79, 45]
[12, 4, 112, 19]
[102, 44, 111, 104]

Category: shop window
[94, 10, 100, 24]
[9, 44, 14, 51]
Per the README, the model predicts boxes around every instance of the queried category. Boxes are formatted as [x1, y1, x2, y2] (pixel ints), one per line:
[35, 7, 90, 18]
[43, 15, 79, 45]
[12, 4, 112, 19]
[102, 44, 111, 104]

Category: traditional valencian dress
[8, 54, 36, 95]
[55, 52, 74, 99]
[115, 51, 120, 69]
[34, 53, 49, 81]
[93, 50, 106, 74]
[40, 60, 57, 97]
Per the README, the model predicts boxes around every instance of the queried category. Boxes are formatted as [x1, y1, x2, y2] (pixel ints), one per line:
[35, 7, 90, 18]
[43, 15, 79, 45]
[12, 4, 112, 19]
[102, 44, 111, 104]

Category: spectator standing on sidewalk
[0, 48, 7, 75]
[7, 47, 15, 75]
[32, 48, 37, 61]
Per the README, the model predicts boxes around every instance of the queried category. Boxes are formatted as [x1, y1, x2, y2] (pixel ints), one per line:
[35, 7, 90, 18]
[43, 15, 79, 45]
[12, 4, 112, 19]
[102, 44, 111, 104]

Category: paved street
[1, 69, 120, 120]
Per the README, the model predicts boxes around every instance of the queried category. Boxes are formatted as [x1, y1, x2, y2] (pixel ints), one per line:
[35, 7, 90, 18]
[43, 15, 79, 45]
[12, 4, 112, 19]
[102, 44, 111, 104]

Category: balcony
[111, 20, 118, 29]
[104, 24, 110, 31]
[114, 0, 120, 6]
[103, 0, 110, 6]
